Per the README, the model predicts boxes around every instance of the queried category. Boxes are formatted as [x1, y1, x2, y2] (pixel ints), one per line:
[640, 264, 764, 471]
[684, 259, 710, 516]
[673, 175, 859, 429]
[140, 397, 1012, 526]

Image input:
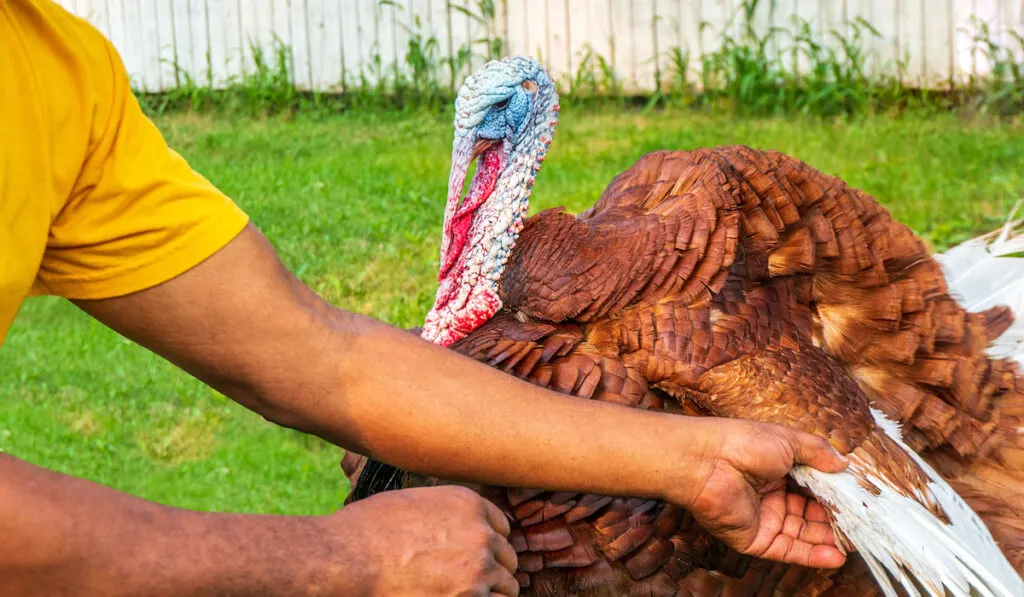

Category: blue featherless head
[453, 56, 557, 142]
[423, 56, 560, 347]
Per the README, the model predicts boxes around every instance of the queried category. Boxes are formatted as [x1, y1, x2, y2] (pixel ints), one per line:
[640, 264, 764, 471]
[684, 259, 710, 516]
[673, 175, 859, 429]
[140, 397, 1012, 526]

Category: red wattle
[438, 146, 505, 281]
[439, 211, 473, 280]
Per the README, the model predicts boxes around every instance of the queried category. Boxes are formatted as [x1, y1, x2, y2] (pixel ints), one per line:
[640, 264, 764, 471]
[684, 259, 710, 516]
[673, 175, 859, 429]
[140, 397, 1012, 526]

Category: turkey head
[421, 57, 559, 347]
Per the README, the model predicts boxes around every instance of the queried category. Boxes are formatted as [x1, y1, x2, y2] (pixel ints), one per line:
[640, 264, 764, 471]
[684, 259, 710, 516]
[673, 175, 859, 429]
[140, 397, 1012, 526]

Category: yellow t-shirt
[0, 0, 249, 345]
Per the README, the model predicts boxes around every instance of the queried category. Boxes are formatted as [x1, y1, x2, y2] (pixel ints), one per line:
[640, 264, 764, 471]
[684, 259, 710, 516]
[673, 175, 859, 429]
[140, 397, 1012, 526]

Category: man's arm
[75, 224, 849, 566]
[0, 453, 520, 596]
[0, 451, 335, 595]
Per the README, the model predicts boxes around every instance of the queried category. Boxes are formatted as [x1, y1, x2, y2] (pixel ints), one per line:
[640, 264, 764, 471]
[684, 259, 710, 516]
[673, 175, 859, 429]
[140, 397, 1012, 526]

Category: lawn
[1, 107, 1022, 516]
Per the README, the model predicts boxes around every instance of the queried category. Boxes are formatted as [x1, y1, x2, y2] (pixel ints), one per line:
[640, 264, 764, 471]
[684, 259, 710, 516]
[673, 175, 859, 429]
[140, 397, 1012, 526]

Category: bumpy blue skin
[453, 56, 554, 143]
[475, 87, 531, 140]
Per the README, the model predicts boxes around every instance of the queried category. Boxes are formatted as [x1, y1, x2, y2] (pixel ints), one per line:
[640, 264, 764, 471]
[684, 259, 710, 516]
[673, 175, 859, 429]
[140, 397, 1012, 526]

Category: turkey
[346, 56, 1024, 597]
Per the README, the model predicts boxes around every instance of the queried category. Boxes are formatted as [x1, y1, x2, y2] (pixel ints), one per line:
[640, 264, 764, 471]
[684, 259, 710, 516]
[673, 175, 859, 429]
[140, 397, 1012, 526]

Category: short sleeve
[32, 23, 249, 300]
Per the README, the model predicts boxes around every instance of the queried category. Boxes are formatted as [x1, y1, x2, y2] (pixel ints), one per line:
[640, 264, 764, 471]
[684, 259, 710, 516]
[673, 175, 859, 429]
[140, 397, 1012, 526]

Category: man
[0, 1, 850, 595]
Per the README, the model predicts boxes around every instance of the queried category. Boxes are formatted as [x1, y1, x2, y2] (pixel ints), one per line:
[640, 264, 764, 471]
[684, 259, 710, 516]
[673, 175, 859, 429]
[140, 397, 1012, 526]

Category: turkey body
[350, 146, 1024, 596]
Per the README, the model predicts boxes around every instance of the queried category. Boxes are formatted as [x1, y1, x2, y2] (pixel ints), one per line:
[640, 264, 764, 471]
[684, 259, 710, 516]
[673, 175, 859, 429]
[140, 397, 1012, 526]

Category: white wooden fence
[55, 0, 1024, 93]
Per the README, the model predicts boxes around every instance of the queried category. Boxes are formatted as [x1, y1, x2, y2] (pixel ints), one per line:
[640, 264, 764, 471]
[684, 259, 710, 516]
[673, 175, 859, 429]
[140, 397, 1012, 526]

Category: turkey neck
[423, 83, 559, 347]
[470, 88, 559, 282]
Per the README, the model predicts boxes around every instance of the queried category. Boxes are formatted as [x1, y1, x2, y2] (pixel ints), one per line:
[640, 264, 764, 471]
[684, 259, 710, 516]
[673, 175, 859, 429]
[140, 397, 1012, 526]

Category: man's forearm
[76, 226, 712, 507]
[0, 453, 347, 596]
[300, 312, 710, 505]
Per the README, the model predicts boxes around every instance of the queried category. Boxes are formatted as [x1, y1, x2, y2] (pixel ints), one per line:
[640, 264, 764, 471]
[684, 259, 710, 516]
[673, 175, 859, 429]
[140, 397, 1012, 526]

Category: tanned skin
[0, 224, 849, 596]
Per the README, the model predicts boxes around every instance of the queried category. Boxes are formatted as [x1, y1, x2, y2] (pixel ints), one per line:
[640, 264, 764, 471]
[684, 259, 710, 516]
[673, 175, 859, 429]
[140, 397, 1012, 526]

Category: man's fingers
[482, 498, 512, 537]
[753, 489, 847, 568]
[781, 513, 806, 538]
[757, 507, 848, 569]
[759, 535, 847, 569]
[741, 489, 786, 557]
[803, 499, 832, 523]
[806, 544, 847, 568]
[784, 492, 839, 546]
[790, 432, 849, 474]
[492, 533, 519, 573]
[487, 563, 521, 596]
[761, 534, 803, 565]
[784, 492, 807, 515]
[798, 520, 839, 546]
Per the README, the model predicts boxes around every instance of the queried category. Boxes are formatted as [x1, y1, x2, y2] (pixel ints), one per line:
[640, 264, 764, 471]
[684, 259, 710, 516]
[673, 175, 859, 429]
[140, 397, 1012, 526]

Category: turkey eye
[493, 98, 510, 110]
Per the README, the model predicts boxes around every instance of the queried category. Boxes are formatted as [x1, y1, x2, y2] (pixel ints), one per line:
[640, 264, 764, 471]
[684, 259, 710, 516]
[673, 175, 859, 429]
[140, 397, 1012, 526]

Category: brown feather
[351, 146, 1024, 596]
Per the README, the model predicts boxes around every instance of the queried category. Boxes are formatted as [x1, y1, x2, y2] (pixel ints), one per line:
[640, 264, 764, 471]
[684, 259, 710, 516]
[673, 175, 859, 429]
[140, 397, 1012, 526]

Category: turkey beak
[445, 136, 475, 216]
[441, 136, 475, 262]
[446, 137, 500, 212]
[471, 138, 499, 161]
[441, 136, 499, 277]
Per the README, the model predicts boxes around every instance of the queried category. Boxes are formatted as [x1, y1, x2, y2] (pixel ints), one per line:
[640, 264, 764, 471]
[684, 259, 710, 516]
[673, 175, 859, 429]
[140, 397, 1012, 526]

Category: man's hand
[330, 487, 519, 596]
[679, 419, 849, 568]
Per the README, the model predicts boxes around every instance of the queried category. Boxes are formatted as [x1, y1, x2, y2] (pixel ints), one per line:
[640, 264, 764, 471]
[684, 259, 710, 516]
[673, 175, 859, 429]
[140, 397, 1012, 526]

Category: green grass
[2, 107, 1022, 515]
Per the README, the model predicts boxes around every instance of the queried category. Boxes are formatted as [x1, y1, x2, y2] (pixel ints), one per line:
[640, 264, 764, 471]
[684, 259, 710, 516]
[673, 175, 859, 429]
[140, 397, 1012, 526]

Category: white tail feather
[935, 202, 1024, 366]
[791, 409, 1024, 597]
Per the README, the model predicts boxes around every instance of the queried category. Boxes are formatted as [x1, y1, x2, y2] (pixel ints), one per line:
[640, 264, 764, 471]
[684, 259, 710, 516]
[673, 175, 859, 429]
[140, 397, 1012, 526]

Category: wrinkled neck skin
[422, 86, 559, 347]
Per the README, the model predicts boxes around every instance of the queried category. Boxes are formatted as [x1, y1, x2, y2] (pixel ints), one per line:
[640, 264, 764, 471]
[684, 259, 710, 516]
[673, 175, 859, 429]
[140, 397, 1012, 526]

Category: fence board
[205, 0, 230, 86]
[565, 0, 594, 88]
[445, 0, 473, 85]
[773, 0, 801, 75]
[339, 0, 360, 86]
[54, 0, 1024, 92]
[846, 0, 880, 75]
[821, 0, 845, 59]
[677, 0, 702, 84]
[653, 0, 679, 89]
[702, 0, 730, 58]
[188, 0, 211, 83]
[287, 0, 310, 88]
[238, 0, 267, 75]
[505, 0, 528, 57]
[308, 0, 343, 90]
[864, 0, 899, 76]
[953, 0, 976, 80]
[896, 0, 923, 83]
[223, 0, 246, 82]
[632, 0, 658, 90]
[167, 0, 192, 79]
[976, 0, 1000, 76]
[525, 0, 557, 61]
[349, 0, 378, 84]
[376, 0, 399, 83]
[1006, 0, 1024, 62]
[543, 0, 572, 87]
[923, 0, 953, 84]
[151, 0, 177, 88]
[424, 0, 456, 88]
[799, 0, 824, 75]
[609, 0, 635, 88]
